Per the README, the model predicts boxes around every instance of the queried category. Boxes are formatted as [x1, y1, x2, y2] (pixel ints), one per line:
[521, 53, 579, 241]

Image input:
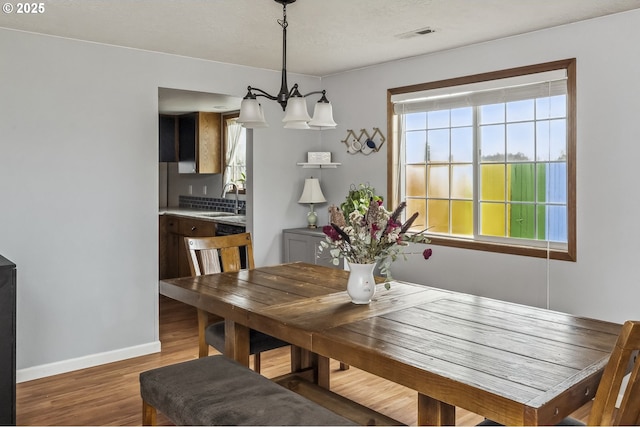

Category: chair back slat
[616, 350, 640, 425]
[588, 320, 640, 425]
[199, 248, 221, 275]
[184, 233, 254, 275]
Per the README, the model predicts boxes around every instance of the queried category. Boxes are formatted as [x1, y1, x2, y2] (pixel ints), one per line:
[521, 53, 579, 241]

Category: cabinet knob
[191, 226, 196, 231]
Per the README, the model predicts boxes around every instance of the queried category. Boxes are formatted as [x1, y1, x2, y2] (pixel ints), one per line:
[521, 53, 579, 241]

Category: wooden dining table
[159, 262, 622, 426]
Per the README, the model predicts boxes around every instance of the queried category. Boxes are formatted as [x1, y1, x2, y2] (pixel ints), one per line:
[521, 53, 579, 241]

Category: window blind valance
[392, 69, 567, 114]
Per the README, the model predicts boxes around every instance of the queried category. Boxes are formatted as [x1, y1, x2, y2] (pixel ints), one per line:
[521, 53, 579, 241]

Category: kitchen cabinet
[283, 228, 340, 269]
[160, 215, 217, 279]
[159, 114, 177, 162]
[0, 255, 16, 425]
[178, 112, 222, 174]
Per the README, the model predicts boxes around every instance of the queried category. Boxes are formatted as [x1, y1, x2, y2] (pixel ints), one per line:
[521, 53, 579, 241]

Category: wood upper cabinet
[177, 112, 222, 174]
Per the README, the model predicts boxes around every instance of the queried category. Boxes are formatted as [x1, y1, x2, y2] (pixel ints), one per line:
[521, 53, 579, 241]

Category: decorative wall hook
[341, 127, 386, 155]
[342, 129, 361, 154]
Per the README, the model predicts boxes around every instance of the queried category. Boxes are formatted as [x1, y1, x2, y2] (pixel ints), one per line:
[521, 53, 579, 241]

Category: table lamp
[298, 177, 326, 228]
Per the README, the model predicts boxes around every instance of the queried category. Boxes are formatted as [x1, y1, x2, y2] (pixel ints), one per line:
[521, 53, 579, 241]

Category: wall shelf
[296, 162, 341, 169]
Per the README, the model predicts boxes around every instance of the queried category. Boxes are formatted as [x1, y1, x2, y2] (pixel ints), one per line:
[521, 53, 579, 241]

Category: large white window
[388, 59, 576, 261]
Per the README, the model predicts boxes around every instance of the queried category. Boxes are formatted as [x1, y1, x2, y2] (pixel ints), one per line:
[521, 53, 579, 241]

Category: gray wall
[0, 27, 319, 380]
[2, 8, 639, 380]
[319, 10, 640, 323]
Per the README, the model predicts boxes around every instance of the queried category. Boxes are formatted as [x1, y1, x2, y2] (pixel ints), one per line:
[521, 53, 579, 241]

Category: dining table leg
[289, 346, 330, 389]
[315, 354, 330, 389]
[290, 346, 311, 372]
[224, 318, 250, 367]
[418, 393, 455, 426]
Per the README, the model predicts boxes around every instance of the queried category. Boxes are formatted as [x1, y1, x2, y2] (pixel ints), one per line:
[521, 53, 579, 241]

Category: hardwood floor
[16, 295, 591, 426]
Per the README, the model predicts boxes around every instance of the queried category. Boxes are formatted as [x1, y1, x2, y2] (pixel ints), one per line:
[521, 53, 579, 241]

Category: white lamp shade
[238, 99, 268, 128]
[282, 97, 311, 123]
[308, 102, 337, 128]
[284, 120, 310, 129]
[298, 178, 327, 204]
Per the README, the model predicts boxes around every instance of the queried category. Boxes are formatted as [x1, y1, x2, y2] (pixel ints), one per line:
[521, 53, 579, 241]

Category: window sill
[425, 235, 575, 262]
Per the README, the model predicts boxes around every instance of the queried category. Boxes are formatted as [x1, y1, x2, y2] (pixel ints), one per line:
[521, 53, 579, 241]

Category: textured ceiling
[3, 0, 639, 113]
[2, 0, 640, 77]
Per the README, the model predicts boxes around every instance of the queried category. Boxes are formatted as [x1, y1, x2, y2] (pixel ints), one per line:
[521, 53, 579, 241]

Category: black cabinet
[177, 113, 197, 173]
[159, 115, 177, 162]
[0, 255, 16, 425]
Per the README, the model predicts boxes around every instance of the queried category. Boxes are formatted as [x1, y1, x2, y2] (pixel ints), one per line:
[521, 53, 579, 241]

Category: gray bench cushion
[140, 355, 356, 426]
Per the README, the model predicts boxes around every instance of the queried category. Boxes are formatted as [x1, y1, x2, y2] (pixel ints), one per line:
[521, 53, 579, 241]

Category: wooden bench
[274, 373, 404, 426]
[140, 355, 357, 426]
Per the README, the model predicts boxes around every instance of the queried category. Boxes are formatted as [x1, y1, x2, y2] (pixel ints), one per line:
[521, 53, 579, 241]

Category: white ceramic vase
[346, 262, 377, 304]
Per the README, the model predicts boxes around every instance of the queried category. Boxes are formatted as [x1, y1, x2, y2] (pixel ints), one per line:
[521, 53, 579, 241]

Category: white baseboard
[16, 341, 161, 383]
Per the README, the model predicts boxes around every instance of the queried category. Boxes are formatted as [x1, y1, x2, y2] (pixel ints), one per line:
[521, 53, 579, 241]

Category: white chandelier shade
[237, 98, 268, 128]
[282, 97, 312, 123]
[309, 101, 337, 128]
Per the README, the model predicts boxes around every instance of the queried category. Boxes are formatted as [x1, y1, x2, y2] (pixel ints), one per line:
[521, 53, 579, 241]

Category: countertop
[159, 208, 246, 227]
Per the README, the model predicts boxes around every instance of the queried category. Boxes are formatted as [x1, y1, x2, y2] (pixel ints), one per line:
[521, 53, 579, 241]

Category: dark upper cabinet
[178, 113, 197, 173]
[159, 115, 177, 162]
[0, 255, 16, 425]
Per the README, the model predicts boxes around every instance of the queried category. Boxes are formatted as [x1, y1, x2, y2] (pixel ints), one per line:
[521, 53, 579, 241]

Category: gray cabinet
[283, 228, 340, 269]
[0, 255, 16, 425]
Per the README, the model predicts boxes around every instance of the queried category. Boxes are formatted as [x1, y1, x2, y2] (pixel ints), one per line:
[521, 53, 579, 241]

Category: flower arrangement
[319, 185, 432, 288]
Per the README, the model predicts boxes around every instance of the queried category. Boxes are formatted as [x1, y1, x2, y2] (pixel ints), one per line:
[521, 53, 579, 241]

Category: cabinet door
[159, 115, 177, 162]
[178, 113, 197, 173]
[283, 231, 340, 269]
[283, 233, 315, 264]
[164, 217, 181, 279]
[159, 215, 168, 279]
[196, 112, 221, 174]
[179, 219, 215, 277]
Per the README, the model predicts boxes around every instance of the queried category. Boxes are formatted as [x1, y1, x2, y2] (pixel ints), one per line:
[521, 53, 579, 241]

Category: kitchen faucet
[221, 183, 240, 214]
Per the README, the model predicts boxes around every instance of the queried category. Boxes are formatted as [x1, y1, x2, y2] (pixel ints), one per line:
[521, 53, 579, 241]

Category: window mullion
[472, 106, 480, 239]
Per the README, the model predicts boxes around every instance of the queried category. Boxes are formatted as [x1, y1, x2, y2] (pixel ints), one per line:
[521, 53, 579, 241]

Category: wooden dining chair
[184, 233, 289, 373]
[479, 320, 640, 426]
[585, 320, 640, 425]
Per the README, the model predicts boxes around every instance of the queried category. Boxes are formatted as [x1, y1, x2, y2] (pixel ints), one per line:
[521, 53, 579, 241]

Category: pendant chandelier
[237, 0, 337, 130]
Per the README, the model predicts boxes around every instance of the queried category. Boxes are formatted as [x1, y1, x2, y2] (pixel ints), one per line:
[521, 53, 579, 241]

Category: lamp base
[307, 209, 318, 228]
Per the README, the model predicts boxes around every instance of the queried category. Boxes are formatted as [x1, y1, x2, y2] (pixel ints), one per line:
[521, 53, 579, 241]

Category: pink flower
[371, 223, 381, 236]
[323, 225, 341, 241]
[422, 248, 433, 260]
[385, 219, 401, 234]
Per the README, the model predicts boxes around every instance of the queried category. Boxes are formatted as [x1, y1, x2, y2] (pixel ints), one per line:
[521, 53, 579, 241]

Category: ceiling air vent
[395, 27, 436, 39]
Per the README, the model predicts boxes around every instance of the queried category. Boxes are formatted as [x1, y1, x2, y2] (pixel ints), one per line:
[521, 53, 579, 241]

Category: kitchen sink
[197, 212, 235, 217]
[215, 215, 246, 224]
